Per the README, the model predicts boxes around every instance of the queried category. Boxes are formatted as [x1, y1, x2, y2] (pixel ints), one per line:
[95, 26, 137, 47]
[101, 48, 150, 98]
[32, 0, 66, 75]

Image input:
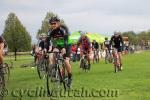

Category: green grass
[2, 51, 150, 100]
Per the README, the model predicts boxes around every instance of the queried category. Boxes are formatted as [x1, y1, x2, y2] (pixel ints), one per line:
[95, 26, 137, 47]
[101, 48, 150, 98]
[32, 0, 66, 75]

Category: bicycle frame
[80, 51, 89, 71]
[47, 51, 67, 96]
[112, 48, 121, 73]
[36, 51, 49, 79]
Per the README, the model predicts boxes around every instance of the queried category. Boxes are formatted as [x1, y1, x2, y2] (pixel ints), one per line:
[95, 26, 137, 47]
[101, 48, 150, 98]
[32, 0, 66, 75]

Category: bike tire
[58, 64, 67, 91]
[46, 65, 56, 96]
[0, 70, 5, 91]
[3, 63, 10, 82]
[37, 59, 47, 79]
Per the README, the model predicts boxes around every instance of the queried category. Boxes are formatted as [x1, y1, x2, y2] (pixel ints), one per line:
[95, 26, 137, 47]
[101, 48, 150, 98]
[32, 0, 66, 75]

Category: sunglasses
[50, 23, 57, 25]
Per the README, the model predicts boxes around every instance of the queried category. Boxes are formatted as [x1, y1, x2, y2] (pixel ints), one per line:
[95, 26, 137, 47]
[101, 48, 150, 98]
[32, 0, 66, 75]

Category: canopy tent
[69, 31, 110, 44]
[87, 33, 107, 43]
[69, 31, 80, 43]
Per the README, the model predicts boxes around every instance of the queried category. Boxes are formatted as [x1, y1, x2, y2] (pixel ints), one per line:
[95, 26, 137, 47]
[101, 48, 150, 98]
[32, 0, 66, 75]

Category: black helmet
[49, 16, 60, 23]
[105, 37, 108, 40]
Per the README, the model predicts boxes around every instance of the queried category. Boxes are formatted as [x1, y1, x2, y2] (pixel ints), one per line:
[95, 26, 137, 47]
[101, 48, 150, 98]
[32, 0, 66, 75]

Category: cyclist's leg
[87, 49, 91, 67]
[93, 49, 95, 63]
[48, 48, 59, 73]
[96, 49, 99, 62]
[117, 47, 122, 66]
[105, 48, 108, 63]
[62, 45, 72, 87]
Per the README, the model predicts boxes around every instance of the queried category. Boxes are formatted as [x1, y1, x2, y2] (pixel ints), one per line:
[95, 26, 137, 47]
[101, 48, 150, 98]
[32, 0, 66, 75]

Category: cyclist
[92, 40, 99, 63]
[47, 16, 72, 87]
[38, 33, 49, 52]
[0, 36, 4, 67]
[110, 31, 124, 69]
[35, 33, 49, 65]
[103, 37, 111, 54]
[77, 32, 91, 68]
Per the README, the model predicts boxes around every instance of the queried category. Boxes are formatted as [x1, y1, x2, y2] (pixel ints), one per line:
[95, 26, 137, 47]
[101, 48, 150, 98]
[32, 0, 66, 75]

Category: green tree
[122, 31, 138, 45]
[137, 31, 149, 49]
[2, 13, 31, 60]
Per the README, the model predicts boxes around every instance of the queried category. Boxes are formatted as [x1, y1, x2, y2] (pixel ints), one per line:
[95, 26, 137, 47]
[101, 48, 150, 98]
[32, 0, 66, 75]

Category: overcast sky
[1, 0, 150, 42]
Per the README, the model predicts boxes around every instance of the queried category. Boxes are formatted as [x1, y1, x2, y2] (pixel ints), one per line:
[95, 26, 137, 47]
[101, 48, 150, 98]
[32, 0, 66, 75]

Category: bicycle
[111, 48, 121, 73]
[36, 51, 48, 79]
[80, 51, 90, 71]
[0, 63, 10, 94]
[46, 51, 68, 96]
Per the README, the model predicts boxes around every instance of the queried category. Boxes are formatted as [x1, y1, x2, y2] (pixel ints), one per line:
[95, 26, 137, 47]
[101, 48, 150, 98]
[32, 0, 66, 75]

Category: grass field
[2, 51, 150, 100]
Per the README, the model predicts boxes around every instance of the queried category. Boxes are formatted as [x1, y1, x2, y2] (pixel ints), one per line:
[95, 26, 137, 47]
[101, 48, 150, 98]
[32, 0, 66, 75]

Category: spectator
[71, 43, 77, 62]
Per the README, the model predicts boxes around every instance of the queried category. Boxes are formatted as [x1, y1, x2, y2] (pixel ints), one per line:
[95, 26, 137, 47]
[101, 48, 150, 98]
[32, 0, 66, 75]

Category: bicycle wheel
[47, 64, 67, 96]
[46, 65, 56, 96]
[0, 68, 5, 90]
[0, 74, 5, 100]
[58, 64, 67, 91]
[37, 58, 47, 79]
[80, 58, 84, 68]
[113, 58, 118, 73]
[105, 55, 108, 64]
[3, 63, 10, 82]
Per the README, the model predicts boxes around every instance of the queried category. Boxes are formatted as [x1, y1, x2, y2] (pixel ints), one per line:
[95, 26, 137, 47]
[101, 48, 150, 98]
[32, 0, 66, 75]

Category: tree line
[2, 12, 150, 53]
[122, 31, 150, 48]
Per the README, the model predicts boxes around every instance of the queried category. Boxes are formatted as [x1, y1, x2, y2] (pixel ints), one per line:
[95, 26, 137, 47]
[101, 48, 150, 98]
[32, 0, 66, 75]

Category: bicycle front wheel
[3, 63, 10, 83]
[46, 65, 62, 96]
[37, 59, 47, 79]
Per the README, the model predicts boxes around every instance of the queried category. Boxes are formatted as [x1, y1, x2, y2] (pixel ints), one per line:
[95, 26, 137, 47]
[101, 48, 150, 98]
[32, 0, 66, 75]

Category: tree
[137, 31, 149, 49]
[122, 31, 138, 45]
[37, 12, 65, 39]
[3, 13, 31, 61]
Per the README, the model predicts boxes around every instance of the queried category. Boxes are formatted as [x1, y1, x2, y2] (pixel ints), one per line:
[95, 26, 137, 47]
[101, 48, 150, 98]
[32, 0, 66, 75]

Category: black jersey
[110, 35, 124, 48]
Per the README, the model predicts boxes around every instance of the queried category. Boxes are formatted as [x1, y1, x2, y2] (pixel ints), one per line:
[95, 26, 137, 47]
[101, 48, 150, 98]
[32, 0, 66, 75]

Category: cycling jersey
[110, 35, 124, 52]
[39, 40, 49, 50]
[92, 42, 99, 49]
[77, 36, 91, 52]
[47, 25, 71, 57]
[104, 40, 111, 49]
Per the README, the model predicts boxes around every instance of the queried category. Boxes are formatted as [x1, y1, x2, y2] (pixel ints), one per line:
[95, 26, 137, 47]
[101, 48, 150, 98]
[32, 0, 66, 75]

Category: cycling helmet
[114, 31, 120, 35]
[80, 31, 86, 36]
[49, 16, 60, 24]
[40, 33, 47, 38]
[105, 37, 108, 40]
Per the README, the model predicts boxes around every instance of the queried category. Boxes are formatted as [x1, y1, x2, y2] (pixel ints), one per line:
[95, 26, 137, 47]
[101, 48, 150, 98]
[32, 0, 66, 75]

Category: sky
[1, 0, 150, 43]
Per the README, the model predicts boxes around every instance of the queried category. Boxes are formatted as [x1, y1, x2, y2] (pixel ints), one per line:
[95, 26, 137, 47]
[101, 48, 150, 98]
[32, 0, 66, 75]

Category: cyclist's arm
[38, 41, 43, 51]
[64, 34, 68, 50]
[110, 36, 114, 46]
[62, 27, 69, 50]
[47, 30, 53, 51]
[120, 36, 124, 46]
